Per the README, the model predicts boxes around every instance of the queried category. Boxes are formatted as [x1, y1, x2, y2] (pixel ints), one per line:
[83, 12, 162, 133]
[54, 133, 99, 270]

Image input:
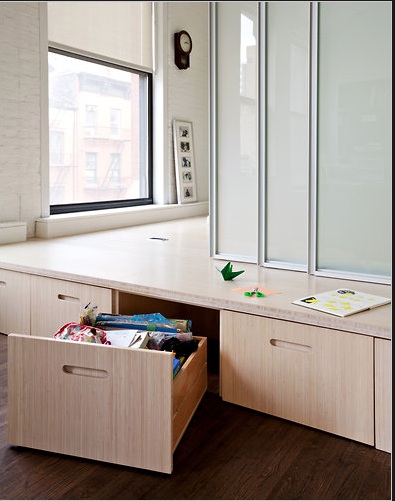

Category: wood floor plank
[0, 333, 391, 500]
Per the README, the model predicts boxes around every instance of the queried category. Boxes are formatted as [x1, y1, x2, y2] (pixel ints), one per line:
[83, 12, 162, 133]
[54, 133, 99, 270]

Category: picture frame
[173, 120, 197, 203]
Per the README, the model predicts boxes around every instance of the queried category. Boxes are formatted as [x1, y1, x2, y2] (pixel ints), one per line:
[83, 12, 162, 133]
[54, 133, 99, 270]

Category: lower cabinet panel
[220, 310, 374, 445]
[30, 276, 113, 337]
[0, 270, 30, 335]
[375, 338, 391, 452]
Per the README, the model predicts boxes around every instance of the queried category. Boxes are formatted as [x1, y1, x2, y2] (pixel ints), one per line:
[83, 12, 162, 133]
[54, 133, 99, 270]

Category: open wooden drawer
[7, 333, 207, 473]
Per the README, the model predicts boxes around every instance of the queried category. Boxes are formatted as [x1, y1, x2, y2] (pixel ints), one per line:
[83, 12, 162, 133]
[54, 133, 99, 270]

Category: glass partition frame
[210, 2, 261, 263]
[210, 1, 391, 285]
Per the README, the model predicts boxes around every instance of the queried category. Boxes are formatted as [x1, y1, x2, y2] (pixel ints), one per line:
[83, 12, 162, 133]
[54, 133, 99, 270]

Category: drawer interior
[116, 291, 219, 372]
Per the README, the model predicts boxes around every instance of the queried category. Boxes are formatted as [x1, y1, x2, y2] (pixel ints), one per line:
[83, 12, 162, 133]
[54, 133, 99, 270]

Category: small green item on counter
[244, 287, 265, 298]
[216, 261, 245, 281]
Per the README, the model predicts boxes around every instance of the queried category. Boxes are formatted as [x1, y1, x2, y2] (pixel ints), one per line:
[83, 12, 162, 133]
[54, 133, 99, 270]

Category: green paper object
[216, 261, 245, 281]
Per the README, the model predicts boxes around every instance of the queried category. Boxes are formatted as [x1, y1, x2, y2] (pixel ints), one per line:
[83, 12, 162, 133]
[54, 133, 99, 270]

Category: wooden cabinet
[8, 333, 207, 473]
[0, 267, 389, 454]
[375, 338, 391, 453]
[0, 270, 30, 335]
[30, 276, 113, 337]
[220, 310, 374, 445]
[1, 218, 390, 460]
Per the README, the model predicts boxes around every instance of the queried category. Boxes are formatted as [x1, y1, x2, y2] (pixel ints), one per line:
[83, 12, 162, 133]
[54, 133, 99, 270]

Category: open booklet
[105, 329, 150, 349]
[292, 289, 391, 317]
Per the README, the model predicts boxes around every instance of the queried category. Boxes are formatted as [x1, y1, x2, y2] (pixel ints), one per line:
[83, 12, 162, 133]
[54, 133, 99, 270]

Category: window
[110, 108, 121, 137]
[109, 153, 121, 182]
[48, 49, 152, 214]
[85, 105, 97, 137]
[85, 152, 98, 184]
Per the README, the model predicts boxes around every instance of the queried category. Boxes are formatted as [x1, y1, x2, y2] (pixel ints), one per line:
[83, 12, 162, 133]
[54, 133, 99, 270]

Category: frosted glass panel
[317, 2, 392, 277]
[215, 2, 259, 260]
[265, 2, 310, 267]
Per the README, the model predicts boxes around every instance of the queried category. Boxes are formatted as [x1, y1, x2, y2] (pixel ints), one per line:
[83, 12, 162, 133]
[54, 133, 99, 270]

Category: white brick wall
[0, 2, 209, 240]
[166, 2, 210, 204]
[0, 2, 42, 239]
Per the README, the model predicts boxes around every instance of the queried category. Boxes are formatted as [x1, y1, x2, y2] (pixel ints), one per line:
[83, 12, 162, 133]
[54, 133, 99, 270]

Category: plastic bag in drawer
[54, 322, 108, 344]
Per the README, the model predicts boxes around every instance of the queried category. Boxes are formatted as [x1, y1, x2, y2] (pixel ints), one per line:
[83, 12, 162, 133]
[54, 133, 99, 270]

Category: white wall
[165, 2, 210, 204]
[0, 2, 210, 240]
[0, 2, 43, 240]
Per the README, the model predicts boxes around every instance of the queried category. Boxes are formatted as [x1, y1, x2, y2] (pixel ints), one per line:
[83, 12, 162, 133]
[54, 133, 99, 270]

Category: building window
[109, 153, 121, 182]
[85, 105, 97, 137]
[110, 108, 121, 136]
[48, 48, 152, 213]
[85, 152, 98, 184]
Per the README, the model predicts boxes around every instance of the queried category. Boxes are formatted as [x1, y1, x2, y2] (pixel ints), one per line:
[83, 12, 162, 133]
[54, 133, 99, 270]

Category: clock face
[174, 31, 192, 69]
[180, 32, 191, 54]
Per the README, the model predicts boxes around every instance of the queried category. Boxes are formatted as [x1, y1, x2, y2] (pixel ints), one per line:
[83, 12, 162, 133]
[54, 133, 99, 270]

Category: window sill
[0, 222, 28, 244]
[35, 201, 209, 239]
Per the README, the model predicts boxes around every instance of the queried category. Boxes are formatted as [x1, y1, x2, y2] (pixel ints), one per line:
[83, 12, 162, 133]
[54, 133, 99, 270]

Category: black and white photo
[173, 120, 197, 203]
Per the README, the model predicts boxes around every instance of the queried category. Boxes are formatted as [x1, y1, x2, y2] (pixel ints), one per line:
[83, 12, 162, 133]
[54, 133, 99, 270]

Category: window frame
[48, 46, 153, 215]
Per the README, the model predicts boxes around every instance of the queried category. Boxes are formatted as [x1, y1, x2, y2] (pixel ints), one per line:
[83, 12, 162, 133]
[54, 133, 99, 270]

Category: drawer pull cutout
[62, 365, 108, 378]
[57, 294, 79, 302]
[0, 281, 6, 287]
[270, 338, 312, 353]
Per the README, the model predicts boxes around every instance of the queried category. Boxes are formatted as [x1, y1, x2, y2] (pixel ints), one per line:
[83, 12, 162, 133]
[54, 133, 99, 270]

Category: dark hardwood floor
[0, 333, 391, 500]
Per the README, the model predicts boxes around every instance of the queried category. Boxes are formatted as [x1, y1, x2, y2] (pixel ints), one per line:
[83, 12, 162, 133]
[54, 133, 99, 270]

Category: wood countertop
[0, 217, 391, 340]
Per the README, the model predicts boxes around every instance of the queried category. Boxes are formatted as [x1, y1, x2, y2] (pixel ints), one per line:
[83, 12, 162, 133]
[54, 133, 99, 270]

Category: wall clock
[174, 30, 192, 69]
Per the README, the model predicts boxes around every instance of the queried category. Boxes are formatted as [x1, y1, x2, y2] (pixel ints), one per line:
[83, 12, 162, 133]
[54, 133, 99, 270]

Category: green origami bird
[216, 261, 245, 281]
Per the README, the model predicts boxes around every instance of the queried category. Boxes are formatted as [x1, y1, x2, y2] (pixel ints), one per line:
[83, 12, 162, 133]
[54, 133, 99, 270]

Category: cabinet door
[0, 270, 30, 335]
[220, 310, 374, 445]
[375, 338, 391, 453]
[31, 276, 113, 337]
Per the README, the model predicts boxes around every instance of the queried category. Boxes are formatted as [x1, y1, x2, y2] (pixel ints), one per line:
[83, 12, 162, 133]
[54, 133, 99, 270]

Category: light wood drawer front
[375, 338, 391, 453]
[220, 310, 374, 445]
[30, 276, 113, 337]
[8, 333, 207, 473]
[0, 270, 30, 335]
